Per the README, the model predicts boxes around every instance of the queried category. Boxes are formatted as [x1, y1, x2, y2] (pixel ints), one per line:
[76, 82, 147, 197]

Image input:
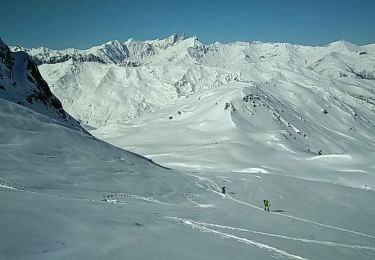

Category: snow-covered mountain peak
[326, 40, 362, 52]
[9, 34, 205, 65]
[145, 33, 179, 49]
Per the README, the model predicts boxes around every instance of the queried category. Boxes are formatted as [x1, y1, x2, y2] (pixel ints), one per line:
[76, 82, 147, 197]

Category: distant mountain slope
[14, 35, 375, 129]
[92, 81, 375, 187]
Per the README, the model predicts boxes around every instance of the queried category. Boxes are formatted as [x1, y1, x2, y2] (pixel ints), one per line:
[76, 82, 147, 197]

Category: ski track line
[187, 173, 222, 191]
[186, 196, 215, 208]
[0, 186, 104, 204]
[0, 183, 19, 191]
[178, 218, 375, 251]
[0, 185, 171, 206]
[195, 182, 225, 198]
[227, 195, 375, 240]
[105, 193, 173, 205]
[166, 216, 308, 260]
[187, 173, 226, 198]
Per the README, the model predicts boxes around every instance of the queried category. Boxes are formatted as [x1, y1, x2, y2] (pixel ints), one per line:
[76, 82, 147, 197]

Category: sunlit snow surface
[1, 38, 375, 259]
[1, 100, 375, 259]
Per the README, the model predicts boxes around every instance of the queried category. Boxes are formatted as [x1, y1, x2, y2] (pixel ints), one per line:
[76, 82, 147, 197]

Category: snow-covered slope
[92, 80, 375, 187]
[0, 95, 204, 259]
[1, 98, 375, 260]
[2, 37, 375, 260]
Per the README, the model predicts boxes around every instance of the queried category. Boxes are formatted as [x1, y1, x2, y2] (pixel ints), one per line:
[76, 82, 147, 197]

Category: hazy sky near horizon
[1, 0, 374, 49]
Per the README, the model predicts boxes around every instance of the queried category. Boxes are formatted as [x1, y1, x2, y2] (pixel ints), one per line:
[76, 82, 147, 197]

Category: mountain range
[12, 34, 375, 174]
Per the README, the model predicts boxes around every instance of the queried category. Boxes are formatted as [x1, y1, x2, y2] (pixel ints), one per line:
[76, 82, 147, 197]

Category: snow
[1, 37, 375, 259]
[18, 35, 373, 131]
[90, 79, 375, 187]
[1, 96, 375, 259]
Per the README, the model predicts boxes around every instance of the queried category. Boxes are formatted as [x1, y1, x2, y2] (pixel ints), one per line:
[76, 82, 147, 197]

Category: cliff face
[0, 38, 82, 130]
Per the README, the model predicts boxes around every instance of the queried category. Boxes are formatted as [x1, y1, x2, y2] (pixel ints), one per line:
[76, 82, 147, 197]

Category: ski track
[4, 172, 375, 246]
[166, 216, 308, 260]
[187, 174, 375, 240]
[0, 183, 20, 191]
[194, 181, 225, 198]
[104, 193, 173, 205]
[0, 184, 171, 206]
[218, 176, 246, 182]
[187, 173, 225, 198]
[169, 217, 375, 251]
[185, 194, 215, 208]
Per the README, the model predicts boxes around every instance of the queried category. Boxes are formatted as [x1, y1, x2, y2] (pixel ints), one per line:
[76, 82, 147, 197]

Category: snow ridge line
[227, 195, 375, 240]
[165, 216, 308, 260]
[185, 218, 375, 251]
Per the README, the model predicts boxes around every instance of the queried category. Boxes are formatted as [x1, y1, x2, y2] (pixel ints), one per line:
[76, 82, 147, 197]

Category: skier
[263, 200, 270, 212]
[222, 187, 226, 194]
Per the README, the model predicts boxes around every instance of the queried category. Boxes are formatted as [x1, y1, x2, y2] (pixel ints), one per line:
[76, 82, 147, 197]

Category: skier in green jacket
[263, 200, 270, 212]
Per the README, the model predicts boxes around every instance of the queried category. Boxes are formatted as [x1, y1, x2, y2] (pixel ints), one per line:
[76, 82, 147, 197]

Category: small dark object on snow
[222, 187, 226, 194]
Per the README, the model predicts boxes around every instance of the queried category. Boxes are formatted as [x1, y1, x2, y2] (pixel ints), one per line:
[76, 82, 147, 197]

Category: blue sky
[1, 0, 374, 49]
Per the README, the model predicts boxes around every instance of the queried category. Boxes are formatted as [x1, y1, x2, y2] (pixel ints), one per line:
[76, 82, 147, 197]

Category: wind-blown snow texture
[2, 36, 375, 260]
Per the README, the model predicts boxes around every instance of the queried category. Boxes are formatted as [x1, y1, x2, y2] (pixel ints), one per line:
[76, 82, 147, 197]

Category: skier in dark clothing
[222, 187, 226, 194]
[263, 200, 270, 212]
